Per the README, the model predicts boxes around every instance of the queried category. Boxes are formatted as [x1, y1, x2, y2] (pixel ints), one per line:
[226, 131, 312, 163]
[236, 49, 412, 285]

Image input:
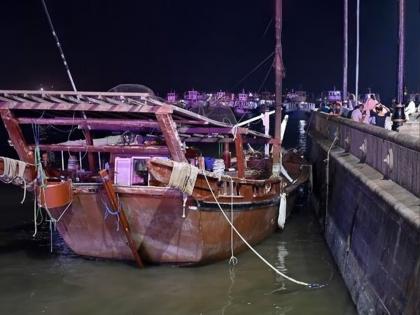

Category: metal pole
[355, 0, 360, 102]
[392, 0, 406, 130]
[273, 0, 284, 176]
[397, 0, 405, 104]
[343, 0, 348, 103]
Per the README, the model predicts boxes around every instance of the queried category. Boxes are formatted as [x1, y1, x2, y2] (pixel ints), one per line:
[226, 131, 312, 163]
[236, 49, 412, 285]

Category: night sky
[0, 0, 419, 104]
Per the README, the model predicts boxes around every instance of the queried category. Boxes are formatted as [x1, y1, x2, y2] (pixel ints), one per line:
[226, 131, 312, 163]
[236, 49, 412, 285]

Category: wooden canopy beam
[0, 109, 34, 164]
[156, 109, 187, 162]
[0, 101, 159, 114]
[17, 117, 160, 130]
[29, 144, 169, 156]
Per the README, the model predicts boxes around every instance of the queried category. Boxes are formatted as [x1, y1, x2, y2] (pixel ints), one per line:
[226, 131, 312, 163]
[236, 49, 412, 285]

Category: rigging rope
[202, 172, 325, 288]
[258, 60, 274, 93]
[231, 51, 275, 90]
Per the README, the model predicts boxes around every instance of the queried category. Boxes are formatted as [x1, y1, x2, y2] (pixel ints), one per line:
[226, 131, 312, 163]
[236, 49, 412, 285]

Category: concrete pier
[309, 112, 419, 314]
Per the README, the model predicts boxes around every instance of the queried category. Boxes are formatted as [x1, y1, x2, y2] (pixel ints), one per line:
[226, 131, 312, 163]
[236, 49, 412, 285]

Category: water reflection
[274, 241, 288, 289]
[298, 120, 307, 152]
[221, 266, 236, 315]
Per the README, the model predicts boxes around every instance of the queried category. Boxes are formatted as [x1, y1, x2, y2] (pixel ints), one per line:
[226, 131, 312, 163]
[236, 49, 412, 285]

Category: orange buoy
[38, 180, 73, 209]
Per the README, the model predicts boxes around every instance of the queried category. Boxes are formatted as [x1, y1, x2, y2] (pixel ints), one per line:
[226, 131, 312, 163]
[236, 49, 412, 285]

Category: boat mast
[343, 0, 348, 103]
[41, 0, 77, 92]
[272, 0, 284, 176]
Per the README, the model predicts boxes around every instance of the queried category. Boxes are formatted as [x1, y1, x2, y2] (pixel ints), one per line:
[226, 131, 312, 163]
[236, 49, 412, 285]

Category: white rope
[228, 178, 238, 265]
[182, 193, 187, 218]
[231, 125, 239, 141]
[32, 193, 39, 237]
[203, 172, 320, 288]
[325, 136, 339, 229]
[0, 157, 30, 204]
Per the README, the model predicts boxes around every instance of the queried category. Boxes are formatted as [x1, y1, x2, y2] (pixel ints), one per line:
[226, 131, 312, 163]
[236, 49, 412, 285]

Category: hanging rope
[228, 178, 238, 265]
[101, 196, 120, 231]
[32, 123, 73, 240]
[202, 172, 325, 288]
[0, 156, 34, 204]
[325, 136, 339, 229]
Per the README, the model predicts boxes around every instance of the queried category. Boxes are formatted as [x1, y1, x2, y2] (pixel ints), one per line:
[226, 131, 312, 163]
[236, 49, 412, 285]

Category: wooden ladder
[99, 169, 144, 268]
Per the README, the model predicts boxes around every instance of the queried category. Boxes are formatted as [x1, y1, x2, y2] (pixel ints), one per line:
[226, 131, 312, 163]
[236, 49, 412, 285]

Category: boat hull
[49, 185, 280, 264]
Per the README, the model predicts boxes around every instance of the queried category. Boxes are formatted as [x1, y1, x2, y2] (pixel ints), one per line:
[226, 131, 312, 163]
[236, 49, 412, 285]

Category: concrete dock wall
[309, 112, 419, 314]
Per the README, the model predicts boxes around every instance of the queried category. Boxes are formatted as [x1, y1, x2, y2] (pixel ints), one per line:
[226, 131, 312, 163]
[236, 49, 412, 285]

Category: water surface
[0, 183, 356, 315]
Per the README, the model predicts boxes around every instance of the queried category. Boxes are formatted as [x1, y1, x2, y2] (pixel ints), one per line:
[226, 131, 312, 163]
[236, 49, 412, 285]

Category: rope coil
[0, 156, 30, 204]
[168, 162, 199, 196]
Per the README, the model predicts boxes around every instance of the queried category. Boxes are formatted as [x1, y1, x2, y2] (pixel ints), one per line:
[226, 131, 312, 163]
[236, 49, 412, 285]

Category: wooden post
[82, 129, 96, 171]
[99, 169, 144, 268]
[234, 131, 245, 178]
[156, 107, 187, 163]
[0, 109, 34, 164]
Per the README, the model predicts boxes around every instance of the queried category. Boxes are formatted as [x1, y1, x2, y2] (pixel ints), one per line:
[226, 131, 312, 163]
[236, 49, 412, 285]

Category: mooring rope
[325, 136, 339, 229]
[202, 172, 325, 288]
[228, 178, 238, 265]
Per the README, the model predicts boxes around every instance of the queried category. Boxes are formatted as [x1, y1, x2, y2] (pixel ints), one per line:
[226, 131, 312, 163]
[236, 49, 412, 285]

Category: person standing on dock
[404, 98, 416, 120]
[369, 103, 391, 128]
[364, 94, 377, 112]
[351, 103, 369, 123]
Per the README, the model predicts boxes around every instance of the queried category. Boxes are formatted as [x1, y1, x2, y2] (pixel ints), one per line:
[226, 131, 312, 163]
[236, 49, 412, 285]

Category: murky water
[0, 113, 356, 315]
[0, 186, 356, 315]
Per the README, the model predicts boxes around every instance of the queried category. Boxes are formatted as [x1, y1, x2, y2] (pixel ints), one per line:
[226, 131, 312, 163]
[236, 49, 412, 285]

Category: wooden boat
[0, 90, 309, 265]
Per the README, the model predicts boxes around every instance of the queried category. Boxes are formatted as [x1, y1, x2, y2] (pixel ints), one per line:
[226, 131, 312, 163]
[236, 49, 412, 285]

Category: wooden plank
[0, 90, 150, 98]
[155, 110, 187, 162]
[178, 127, 233, 134]
[0, 109, 34, 164]
[17, 117, 160, 130]
[0, 101, 159, 113]
[29, 144, 169, 155]
[44, 95, 70, 104]
[99, 169, 144, 268]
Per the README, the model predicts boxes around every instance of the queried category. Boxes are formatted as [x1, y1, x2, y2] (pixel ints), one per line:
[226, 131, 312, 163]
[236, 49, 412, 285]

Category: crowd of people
[320, 93, 419, 130]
